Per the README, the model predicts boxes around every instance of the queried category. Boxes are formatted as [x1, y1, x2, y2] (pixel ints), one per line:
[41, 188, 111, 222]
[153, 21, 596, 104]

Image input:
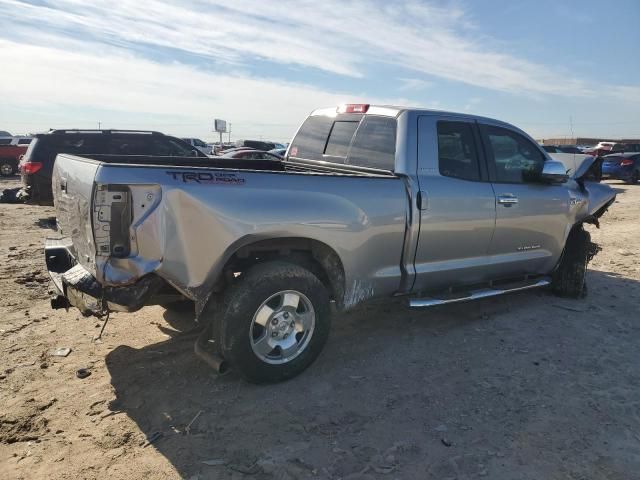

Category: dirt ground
[1, 175, 639, 480]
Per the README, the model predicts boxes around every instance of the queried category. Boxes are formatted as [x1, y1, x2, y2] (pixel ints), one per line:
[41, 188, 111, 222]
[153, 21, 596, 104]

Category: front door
[479, 123, 570, 277]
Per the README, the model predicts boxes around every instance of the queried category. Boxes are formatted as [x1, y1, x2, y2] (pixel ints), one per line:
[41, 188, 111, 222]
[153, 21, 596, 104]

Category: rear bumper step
[409, 277, 551, 308]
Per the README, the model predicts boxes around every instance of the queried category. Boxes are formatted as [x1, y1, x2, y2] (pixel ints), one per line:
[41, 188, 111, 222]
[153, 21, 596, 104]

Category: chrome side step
[408, 277, 551, 308]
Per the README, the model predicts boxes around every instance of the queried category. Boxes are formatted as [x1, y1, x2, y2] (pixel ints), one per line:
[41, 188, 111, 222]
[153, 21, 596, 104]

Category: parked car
[0, 136, 33, 174]
[236, 139, 277, 151]
[0, 144, 28, 176]
[622, 143, 640, 153]
[601, 153, 640, 184]
[585, 142, 626, 157]
[269, 148, 287, 158]
[215, 146, 255, 156]
[0, 130, 13, 144]
[45, 104, 615, 383]
[0, 135, 32, 145]
[542, 145, 583, 154]
[20, 130, 206, 205]
[181, 137, 213, 155]
[222, 149, 282, 160]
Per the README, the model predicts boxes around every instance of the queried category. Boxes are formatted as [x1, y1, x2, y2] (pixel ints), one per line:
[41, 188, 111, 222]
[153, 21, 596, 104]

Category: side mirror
[541, 160, 569, 183]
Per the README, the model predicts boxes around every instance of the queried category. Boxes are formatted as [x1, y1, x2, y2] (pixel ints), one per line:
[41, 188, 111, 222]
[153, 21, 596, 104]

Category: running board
[408, 278, 551, 308]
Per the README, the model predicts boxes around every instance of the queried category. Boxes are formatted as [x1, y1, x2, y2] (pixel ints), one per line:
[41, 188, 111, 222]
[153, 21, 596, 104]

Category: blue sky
[0, 0, 638, 142]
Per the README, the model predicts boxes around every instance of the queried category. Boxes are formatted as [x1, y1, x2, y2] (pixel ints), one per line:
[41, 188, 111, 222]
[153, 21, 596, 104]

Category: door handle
[497, 195, 518, 206]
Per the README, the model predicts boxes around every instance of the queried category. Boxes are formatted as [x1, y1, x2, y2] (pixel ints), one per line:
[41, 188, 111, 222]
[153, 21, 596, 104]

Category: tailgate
[52, 154, 101, 275]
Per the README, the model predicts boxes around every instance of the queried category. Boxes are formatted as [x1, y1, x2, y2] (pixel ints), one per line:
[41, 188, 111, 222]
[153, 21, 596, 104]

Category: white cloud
[0, 0, 600, 96]
[0, 0, 638, 139]
[0, 39, 412, 140]
[398, 78, 433, 91]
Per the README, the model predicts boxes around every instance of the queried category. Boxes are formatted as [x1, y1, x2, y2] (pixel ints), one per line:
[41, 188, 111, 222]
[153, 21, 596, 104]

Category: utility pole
[98, 121, 101, 129]
[569, 115, 574, 142]
[228, 123, 232, 143]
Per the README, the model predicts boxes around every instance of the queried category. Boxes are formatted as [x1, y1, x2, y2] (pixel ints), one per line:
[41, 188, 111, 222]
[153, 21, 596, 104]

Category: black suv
[19, 130, 206, 205]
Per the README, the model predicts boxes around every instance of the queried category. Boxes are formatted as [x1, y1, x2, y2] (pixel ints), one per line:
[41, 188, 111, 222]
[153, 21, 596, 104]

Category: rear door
[412, 115, 496, 292]
[26, 134, 105, 202]
[479, 123, 570, 277]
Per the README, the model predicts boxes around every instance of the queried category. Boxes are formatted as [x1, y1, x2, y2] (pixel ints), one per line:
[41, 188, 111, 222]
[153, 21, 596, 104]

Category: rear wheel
[208, 261, 331, 383]
[0, 162, 14, 176]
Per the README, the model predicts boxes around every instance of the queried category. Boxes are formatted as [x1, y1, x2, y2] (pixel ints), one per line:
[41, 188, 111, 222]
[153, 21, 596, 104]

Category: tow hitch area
[45, 237, 164, 316]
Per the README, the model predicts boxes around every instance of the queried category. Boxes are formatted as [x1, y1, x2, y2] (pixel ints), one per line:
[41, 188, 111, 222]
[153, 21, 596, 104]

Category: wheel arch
[213, 236, 346, 309]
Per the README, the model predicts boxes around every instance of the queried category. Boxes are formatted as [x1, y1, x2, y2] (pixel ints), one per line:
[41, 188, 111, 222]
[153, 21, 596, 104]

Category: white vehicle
[181, 137, 213, 155]
[595, 141, 616, 150]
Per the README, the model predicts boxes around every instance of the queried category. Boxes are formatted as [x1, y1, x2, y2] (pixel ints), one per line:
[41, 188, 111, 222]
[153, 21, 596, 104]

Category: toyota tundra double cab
[45, 104, 615, 383]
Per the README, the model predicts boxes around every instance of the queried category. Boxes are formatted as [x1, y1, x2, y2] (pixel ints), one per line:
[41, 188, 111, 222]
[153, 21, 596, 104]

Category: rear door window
[347, 116, 397, 170]
[324, 121, 359, 159]
[51, 135, 105, 155]
[288, 116, 334, 160]
[108, 135, 156, 155]
[437, 121, 481, 181]
[152, 137, 197, 156]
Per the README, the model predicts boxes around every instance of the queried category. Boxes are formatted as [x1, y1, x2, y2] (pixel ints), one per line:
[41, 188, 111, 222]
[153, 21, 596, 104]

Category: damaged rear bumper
[45, 238, 164, 316]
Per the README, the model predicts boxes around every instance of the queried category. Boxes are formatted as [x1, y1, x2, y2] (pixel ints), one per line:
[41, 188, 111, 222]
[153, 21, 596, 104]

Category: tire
[0, 162, 14, 177]
[208, 261, 331, 383]
[626, 170, 639, 185]
[552, 226, 593, 298]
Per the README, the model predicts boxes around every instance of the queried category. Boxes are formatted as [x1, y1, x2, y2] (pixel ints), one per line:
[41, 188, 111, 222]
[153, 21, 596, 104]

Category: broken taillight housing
[93, 185, 132, 258]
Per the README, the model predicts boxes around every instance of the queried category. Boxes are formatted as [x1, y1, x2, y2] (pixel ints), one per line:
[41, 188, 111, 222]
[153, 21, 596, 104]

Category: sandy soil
[1, 175, 639, 480]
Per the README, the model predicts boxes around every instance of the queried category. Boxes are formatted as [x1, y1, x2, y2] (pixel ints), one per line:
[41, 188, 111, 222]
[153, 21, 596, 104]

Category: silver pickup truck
[46, 104, 615, 383]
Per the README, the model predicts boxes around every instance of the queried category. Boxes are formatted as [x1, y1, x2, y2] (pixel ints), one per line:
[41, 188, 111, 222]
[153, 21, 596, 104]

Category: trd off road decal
[166, 171, 246, 185]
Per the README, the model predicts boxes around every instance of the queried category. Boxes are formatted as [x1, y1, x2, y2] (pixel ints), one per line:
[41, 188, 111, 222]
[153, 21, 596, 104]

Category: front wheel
[552, 226, 597, 298]
[211, 261, 331, 383]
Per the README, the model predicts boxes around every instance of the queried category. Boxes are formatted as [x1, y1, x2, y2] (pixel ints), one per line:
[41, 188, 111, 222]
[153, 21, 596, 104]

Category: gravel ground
[1, 175, 639, 480]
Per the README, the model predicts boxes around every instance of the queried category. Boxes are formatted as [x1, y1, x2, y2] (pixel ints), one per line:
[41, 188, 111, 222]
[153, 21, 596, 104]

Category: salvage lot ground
[1, 176, 639, 480]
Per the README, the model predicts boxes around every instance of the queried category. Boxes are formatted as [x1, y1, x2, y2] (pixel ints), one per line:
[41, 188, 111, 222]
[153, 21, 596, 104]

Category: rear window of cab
[289, 114, 397, 171]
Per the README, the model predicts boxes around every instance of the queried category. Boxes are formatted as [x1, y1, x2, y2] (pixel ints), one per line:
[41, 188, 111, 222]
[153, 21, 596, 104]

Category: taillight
[20, 161, 43, 174]
[337, 103, 370, 114]
[620, 158, 634, 166]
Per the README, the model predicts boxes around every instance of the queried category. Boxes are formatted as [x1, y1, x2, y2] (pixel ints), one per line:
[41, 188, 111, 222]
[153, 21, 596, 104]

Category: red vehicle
[0, 144, 28, 176]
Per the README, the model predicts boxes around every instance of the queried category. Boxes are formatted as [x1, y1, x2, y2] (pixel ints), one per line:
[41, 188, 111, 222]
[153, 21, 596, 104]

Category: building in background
[539, 137, 640, 146]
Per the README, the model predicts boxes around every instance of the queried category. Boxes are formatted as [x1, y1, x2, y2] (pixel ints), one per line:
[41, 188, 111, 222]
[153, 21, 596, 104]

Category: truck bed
[51, 153, 410, 314]
[72, 154, 397, 177]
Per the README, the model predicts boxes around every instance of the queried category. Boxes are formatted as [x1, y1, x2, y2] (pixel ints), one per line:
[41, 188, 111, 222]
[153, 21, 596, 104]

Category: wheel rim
[0, 163, 13, 175]
[249, 290, 316, 365]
